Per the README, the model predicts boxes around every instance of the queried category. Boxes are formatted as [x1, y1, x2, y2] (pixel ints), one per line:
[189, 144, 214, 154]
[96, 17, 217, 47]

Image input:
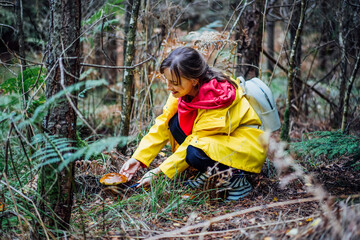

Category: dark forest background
[0, 0, 359, 239]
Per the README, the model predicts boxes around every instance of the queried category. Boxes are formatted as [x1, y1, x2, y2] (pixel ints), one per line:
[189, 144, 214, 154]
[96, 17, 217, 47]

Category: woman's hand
[119, 157, 141, 181]
[137, 167, 162, 188]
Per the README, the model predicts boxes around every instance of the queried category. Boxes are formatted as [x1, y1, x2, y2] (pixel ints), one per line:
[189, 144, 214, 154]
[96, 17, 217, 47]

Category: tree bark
[266, 20, 275, 75]
[123, 0, 134, 66]
[39, 0, 81, 229]
[236, 0, 263, 79]
[289, 0, 303, 112]
[16, 0, 26, 67]
[336, 1, 349, 128]
[280, 0, 307, 142]
[341, 54, 360, 133]
[119, 0, 141, 137]
[265, 0, 277, 76]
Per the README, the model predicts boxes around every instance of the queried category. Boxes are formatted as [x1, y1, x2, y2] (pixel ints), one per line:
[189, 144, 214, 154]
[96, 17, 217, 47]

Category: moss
[280, 108, 290, 142]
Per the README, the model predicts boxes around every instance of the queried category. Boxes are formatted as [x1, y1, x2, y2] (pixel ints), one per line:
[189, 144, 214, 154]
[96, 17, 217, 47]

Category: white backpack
[237, 76, 281, 132]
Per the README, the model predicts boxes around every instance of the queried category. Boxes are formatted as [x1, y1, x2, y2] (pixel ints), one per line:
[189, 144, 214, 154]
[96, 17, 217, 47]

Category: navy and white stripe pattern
[223, 175, 253, 201]
[185, 172, 210, 188]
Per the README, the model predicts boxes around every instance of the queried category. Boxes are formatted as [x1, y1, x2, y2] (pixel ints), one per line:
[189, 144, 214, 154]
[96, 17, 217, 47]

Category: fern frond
[30, 79, 108, 124]
[291, 131, 360, 169]
[58, 136, 130, 171]
[32, 133, 76, 171]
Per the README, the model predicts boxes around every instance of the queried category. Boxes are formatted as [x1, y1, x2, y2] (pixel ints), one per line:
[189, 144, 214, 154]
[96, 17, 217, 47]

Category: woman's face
[164, 68, 198, 98]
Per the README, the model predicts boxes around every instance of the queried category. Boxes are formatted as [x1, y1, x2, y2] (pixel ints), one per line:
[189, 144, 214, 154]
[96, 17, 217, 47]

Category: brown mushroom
[100, 173, 127, 185]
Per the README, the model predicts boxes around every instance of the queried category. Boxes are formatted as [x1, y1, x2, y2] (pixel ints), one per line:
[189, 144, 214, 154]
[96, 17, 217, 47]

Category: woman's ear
[192, 79, 199, 86]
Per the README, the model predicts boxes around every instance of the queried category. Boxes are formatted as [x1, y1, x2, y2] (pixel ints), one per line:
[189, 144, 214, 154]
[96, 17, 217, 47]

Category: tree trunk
[94, 24, 118, 103]
[123, 0, 134, 66]
[266, 20, 275, 75]
[265, 0, 277, 76]
[336, 1, 348, 128]
[236, 0, 263, 79]
[39, 0, 81, 230]
[16, 0, 26, 67]
[289, 0, 303, 113]
[119, 0, 141, 137]
[341, 54, 360, 133]
[280, 0, 307, 142]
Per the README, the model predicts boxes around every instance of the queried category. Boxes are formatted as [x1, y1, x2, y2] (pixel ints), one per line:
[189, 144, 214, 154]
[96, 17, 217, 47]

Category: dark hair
[160, 47, 237, 89]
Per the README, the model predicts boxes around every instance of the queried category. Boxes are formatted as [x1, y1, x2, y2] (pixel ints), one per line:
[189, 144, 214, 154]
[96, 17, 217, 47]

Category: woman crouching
[119, 47, 267, 201]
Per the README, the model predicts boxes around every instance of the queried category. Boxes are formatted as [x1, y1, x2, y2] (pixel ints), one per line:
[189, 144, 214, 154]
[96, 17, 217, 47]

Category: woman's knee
[186, 145, 213, 172]
[185, 145, 197, 166]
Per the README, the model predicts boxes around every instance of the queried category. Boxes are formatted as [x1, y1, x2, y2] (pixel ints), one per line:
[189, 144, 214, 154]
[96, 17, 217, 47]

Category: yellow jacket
[132, 85, 267, 179]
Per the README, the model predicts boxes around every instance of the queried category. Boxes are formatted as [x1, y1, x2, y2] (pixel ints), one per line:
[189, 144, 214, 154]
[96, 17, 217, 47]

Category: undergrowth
[70, 173, 209, 238]
[291, 131, 360, 170]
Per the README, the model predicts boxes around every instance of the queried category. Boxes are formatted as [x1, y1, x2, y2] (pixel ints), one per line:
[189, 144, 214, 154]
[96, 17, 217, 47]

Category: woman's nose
[166, 81, 173, 90]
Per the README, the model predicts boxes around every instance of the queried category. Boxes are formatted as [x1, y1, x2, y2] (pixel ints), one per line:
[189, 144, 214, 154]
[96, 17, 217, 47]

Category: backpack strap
[238, 76, 247, 96]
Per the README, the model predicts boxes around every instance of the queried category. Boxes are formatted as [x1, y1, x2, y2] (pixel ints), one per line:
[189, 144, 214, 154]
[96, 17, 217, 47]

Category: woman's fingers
[136, 168, 161, 188]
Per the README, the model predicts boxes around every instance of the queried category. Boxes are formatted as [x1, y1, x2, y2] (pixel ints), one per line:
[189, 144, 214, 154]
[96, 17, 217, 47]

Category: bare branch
[263, 49, 337, 108]
[0, 23, 16, 32]
[80, 56, 155, 69]
[213, 0, 254, 66]
[0, 1, 14, 7]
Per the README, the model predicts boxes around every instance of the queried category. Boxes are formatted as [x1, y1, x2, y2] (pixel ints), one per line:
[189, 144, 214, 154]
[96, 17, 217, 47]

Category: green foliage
[60, 136, 129, 170]
[32, 132, 129, 172]
[71, 173, 208, 233]
[0, 67, 46, 94]
[32, 133, 77, 169]
[22, 79, 108, 126]
[0, 95, 20, 110]
[0, 67, 47, 116]
[291, 131, 360, 169]
[82, 0, 125, 30]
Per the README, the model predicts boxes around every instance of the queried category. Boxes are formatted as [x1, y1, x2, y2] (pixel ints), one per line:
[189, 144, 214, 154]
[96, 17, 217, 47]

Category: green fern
[32, 133, 77, 169]
[291, 131, 360, 169]
[32, 133, 129, 172]
[59, 136, 130, 171]
[0, 67, 46, 95]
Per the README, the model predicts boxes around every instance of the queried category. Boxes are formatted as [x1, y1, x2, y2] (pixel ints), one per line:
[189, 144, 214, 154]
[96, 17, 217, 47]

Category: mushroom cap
[100, 173, 127, 185]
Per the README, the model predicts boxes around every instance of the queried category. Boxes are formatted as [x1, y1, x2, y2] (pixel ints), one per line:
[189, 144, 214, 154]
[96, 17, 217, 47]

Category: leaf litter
[70, 122, 360, 240]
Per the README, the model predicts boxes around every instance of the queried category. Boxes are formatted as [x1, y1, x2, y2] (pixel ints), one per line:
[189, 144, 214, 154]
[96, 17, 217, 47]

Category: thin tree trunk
[119, 0, 141, 137]
[336, 1, 348, 128]
[341, 54, 360, 132]
[16, 0, 26, 67]
[280, 0, 307, 142]
[123, 0, 134, 66]
[289, 0, 303, 113]
[16, 0, 34, 145]
[265, 0, 277, 76]
[266, 20, 275, 75]
[39, 0, 81, 230]
[236, 0, 263, 79]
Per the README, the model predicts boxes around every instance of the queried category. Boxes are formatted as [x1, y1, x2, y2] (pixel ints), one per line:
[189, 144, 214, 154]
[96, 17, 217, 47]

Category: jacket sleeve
[159, 137, 191, 179]
[131, 95, 178, 167]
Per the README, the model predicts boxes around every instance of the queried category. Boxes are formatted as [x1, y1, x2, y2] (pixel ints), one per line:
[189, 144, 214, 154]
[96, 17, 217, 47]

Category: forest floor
[71, 127, 360, 239]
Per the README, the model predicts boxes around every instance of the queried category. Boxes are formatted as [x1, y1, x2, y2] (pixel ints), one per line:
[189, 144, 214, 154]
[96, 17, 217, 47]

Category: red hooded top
[177, 79, 236, 135]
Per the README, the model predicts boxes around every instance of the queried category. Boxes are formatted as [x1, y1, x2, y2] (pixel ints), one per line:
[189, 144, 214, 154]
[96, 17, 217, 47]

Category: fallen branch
[148, 197, 320, 239]
[148, 193, 360, 239]
[157, 214, 321, 238]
